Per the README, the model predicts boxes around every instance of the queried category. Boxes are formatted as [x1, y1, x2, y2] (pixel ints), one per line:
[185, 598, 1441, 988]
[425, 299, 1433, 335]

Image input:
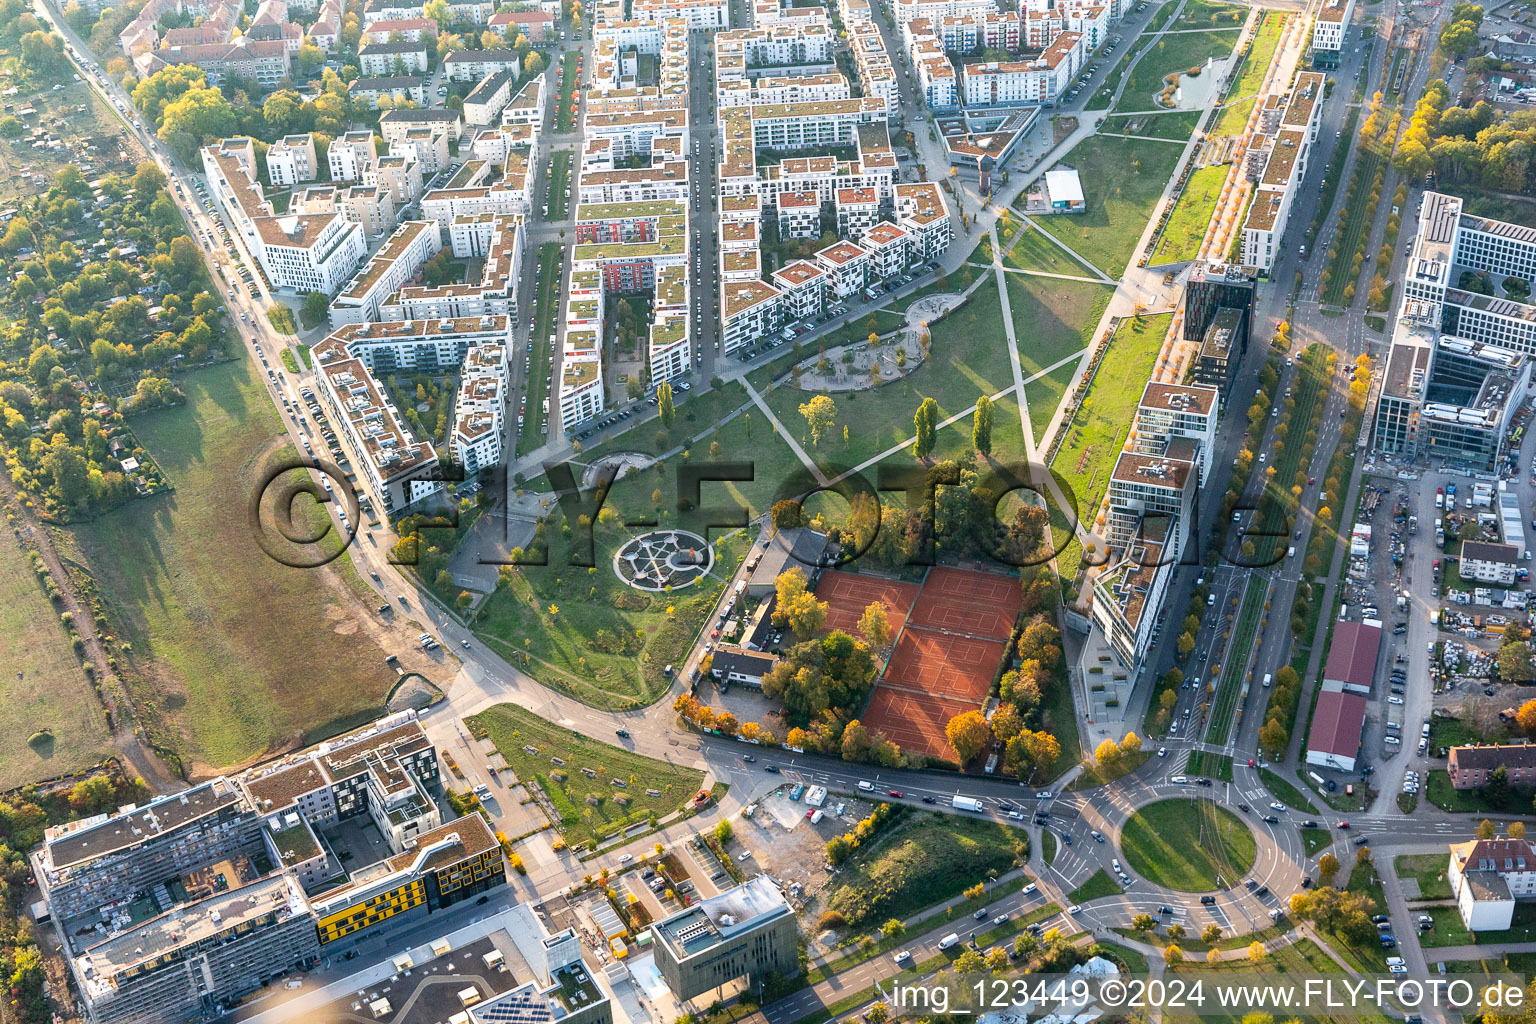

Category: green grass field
[1114, 29, 1242, 113]
[1211, 13, 1287, 137]
[1152, 163, 1229, 264]
[1002, 222, 1101, 276]
[516, 243, 563, 457]
[1069, 868, 1123, 903]
[1086, 1, 1180, 109]
[823, 812, 1027, 926]
[1022, 360, 1081, 445]
[0, 529, 114, 788]
[1206, 573, 1266, 744]
[1033, 135, 1183, 276]
[547, 150, 572, 220]
[1006, 275, 1111, 379]
[59, 360, 397, 769]
[474, 526, 748, 709]
[1302, 827, 1333, 855]
[1170, 0, 1247, 29]
[1186, 750, 1233, 781]
[1048, 313, 1169, 573]
[557, 50, 579, 131]
[1120, 799, 1256, 890]
[466, 703, 704, 845]
[759, 274, 1016, 471]
[1260, 767, 1320, 812]
[1394, 853, 1453, 901]
[1103, 110, 1203, 141]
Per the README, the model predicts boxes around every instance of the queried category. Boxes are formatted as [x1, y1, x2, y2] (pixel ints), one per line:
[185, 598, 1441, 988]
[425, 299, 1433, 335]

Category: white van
[1262, 673, 1272, 688]
[857, 781, 874, 792]
[938, 933, 960, 950]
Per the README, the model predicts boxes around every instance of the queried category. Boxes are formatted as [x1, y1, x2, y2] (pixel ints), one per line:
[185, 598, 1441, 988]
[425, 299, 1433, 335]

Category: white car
[1157, 747, 1167, 757]
[737, 850, 752, 861]
[618, 854, 633, 864]
[1022, 883, 1038, 895]
[1388, 696, 1404, 705]
[1069, 905, 1083, 915]
[1270, 803, 1285, 811]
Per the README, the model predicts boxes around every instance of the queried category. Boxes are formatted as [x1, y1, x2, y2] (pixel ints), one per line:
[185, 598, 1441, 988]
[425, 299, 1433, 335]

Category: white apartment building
[451, 342, 508, 475]
[202, 138, 366, 296]
[349, 75, 428, 108]
[895, 182, 952, 262]
[1448, 838, 1536, 931]
[364, 152, 424, 209]
[387, 214, 523, 323]
[861, 221, 911, 279]
[777, 189, 822, 239]
[330, 220, 441, 327]
[1312, 0, 1352, 53]
[465, 68, 517, 126]
[1240, 72, 1323, 271]
[266, 133, 317, 188]
[443, 48, 523, 81]
[815, 240, 871, 299]
[389, 123, 450, 175]
[337, 184, 397, 238]
[721, 280, 783, 355]
[328, 130, 377, 183]
[835, 186, 880, 237]
[962, 31, 1082, 105]
[358, 39, 429, 75]
[379, 107, 463, 144]
[311, 316, 512, 514]
[772, 261, 825, 321]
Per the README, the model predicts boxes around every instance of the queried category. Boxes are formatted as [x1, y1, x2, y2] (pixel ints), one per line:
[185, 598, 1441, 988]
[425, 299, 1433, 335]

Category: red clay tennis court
[905, 566, 1023, 641]
[881, 629, 1003, 701]
[863, 686, 981, 762]
[815, 570, 920, 640]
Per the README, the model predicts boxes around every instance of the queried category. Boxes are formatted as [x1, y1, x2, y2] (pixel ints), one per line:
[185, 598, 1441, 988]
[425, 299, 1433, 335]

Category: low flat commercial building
[1321, 620, 1380, 696]
[1449, 743, 1536, 788]
[654, 876, 798, 1001]
[1305, 680, 1366, 772]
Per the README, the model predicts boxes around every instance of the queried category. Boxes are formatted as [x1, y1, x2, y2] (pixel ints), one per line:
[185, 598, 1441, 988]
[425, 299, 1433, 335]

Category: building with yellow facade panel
[312, 813, 505, 944]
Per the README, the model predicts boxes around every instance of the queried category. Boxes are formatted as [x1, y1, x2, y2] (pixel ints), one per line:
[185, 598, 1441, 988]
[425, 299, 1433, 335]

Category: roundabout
[1119, 798, 1257, 892]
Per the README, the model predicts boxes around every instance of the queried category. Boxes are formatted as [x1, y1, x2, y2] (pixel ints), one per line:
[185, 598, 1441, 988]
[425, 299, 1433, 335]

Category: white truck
[952, 795, 984, 812]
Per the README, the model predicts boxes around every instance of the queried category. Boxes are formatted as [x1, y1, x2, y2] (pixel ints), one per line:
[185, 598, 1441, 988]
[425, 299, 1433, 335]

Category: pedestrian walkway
[743, 380, 831, 487]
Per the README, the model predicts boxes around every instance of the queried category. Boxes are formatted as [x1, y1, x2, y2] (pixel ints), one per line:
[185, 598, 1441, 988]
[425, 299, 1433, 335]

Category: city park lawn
[1167, 940, 1398, 1024]
[1120, 799, 1257, 891]
[0, 526, 114, 789]
[1420, 903, 1536, 947]
[1032, 135, 1185, 277]
[465, 702, 705, 846]
[1114, 29, 1243, 114]
[1169, 0, 1248, 29]
[1394, 853, 1453, 901]
[1001, 221, 1102, 277]
[1151, 163, 1229, 264]
[1005, 274, 1112, 379]
[574, 380, 804, 525]
[1022, 360, 1082, 445]
[1046, 312, 1169, 577]
[473, 523, 750, 710]
[57, 359, 397, 770]
[1210, 12, 1288, 138]
[822, 812, 1027, 927]
[757, 273, 1016, 471]
[1103, 110, 1203, 141]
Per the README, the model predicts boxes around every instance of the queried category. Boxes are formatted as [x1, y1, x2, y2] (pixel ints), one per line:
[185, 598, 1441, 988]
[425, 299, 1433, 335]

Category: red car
[888, 789, 903, 798]
[1337, 821, 1351, 829]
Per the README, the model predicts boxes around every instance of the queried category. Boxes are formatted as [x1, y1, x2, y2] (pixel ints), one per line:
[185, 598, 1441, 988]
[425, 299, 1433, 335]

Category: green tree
[658, 381, 676, 428]
[303, 290, 329, 326]
[525, 50, 546, 76]
[799, 394, 836, 447]
[972, 394, 993, 454]
[912, 396, 937, 459]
